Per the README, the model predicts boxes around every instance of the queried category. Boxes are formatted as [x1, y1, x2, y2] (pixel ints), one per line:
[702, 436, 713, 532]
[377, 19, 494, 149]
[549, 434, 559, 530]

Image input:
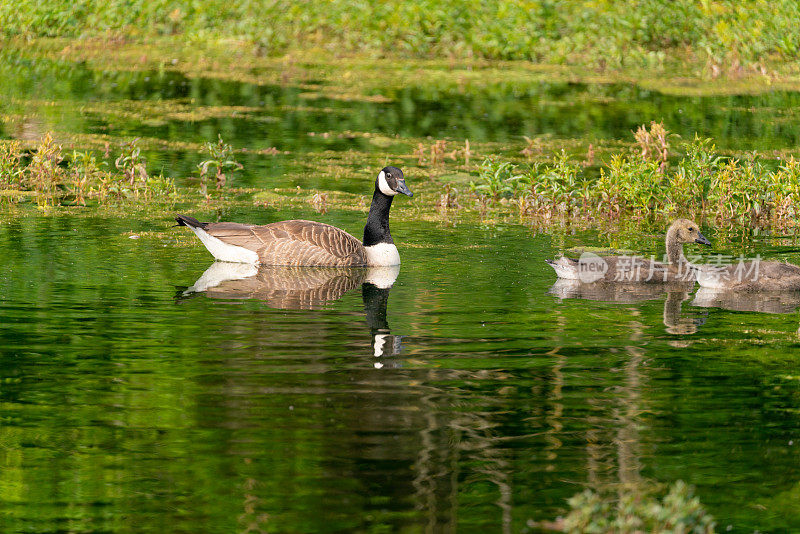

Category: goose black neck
[363, 189, 394, 246]
[363, 282, 390, 334]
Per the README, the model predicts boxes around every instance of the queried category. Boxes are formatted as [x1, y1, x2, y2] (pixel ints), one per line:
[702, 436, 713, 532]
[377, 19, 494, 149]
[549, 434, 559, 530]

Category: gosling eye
[689, 227, 695, 232]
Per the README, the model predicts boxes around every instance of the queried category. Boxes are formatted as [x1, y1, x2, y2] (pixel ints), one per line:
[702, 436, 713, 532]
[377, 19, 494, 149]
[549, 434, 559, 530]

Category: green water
[3, 52, 800, 533]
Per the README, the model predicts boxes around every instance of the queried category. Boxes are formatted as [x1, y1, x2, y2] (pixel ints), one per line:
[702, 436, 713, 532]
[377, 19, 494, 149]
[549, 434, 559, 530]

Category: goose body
[694, 260, 800, 291]
[176, 166, 412, 267]
[546, 219, 711, 283]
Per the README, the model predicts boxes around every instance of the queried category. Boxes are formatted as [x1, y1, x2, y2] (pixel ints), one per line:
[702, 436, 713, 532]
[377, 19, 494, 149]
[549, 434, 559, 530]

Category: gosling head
[376, 166, 413, 197]
[670, 219, 711, 246]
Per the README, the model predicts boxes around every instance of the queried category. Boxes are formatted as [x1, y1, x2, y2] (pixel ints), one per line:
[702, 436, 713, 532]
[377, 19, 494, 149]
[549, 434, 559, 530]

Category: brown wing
[727, 261, 800, 291]
[204, 220, 367, 266]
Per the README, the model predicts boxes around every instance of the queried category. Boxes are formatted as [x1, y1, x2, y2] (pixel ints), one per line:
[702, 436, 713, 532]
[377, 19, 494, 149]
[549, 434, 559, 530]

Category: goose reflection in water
[548, 279, 705, 334]
[692, 287, 800, 314]
[179, 262, 405, 362]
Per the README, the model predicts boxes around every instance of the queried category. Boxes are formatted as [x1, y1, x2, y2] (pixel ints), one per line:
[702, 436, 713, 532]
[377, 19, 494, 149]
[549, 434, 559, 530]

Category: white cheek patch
[377, 170, 398, 196]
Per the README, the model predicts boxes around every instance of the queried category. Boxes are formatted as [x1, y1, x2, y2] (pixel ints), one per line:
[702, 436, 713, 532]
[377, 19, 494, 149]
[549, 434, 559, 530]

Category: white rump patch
[365, 265, 400, 288]
[190, 226, 260, 264]
[186, 261, 258, 294]
[693, 266, 727, 289]
[365, 243, 400, 267]
[377, 170, 397, 196]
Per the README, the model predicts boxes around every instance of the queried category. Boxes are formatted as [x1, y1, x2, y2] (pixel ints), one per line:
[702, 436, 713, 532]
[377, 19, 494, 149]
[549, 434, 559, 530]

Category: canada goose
[546, 219, 711, 283]
[693, 259, 800, 291]
[175, 166, 412, 266]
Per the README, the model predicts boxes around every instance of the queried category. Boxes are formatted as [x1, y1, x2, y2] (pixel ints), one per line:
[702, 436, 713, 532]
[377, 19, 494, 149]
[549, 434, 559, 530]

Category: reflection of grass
[12, 38, 800, 99]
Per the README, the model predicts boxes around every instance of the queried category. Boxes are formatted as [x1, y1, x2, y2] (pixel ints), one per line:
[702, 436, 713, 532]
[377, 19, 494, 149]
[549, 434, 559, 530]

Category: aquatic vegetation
[436, 183, 459, 212]
[469, 126, 800, 229]
[0, 134, 176, 205]
[546, 481, 715, 534]
[197, 134, 242, 196]
[0, 140, 25, 186]
[25, 133, 66, 206]
[416, 139, 470, 168]
[634, 121, 671, 172]
[115, 138, 148, 187]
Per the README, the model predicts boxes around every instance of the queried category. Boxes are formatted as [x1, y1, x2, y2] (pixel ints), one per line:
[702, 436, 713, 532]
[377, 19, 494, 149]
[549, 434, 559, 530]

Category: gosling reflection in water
[180, 262, 405, 361]
[549, 279, 704, 334]
[692, 287, 800, 314]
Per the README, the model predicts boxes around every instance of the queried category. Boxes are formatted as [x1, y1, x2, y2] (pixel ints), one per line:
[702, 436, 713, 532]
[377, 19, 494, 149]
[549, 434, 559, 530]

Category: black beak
[396, 181, 413, 197]
[695, 232, 711, 246]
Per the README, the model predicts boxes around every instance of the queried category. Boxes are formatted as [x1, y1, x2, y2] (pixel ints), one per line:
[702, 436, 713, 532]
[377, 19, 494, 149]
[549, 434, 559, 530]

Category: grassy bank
[2, 1, 800, 75]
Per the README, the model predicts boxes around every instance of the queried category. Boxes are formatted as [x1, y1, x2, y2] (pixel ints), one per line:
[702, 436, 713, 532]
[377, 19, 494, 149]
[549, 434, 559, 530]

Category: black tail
[175, 214, 207, 229]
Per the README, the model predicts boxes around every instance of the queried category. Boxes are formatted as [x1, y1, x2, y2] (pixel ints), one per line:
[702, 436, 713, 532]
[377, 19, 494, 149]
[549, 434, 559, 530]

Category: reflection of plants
[549, 481, 715, 534]
[197, 134, 243, 196]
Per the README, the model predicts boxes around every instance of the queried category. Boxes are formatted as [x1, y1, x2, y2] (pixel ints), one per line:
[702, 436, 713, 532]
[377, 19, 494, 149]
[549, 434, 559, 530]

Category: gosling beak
[695, 232, 711, 246]
[396, 181, 413, 197]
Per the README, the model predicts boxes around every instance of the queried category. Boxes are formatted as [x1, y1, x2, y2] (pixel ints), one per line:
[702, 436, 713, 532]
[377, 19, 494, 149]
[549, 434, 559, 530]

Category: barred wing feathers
[204, 220, 367, 266]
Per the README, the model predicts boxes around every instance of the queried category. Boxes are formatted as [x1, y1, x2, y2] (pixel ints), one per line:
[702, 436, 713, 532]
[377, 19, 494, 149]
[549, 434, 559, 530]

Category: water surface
[2, 53, 800, 533]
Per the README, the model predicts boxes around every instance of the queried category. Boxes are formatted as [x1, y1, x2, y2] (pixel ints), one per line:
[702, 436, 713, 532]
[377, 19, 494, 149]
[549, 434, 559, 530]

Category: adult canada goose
[693, 258, 800, 291]
[546, 219, 711, 283]
[175, 166, 412, 266]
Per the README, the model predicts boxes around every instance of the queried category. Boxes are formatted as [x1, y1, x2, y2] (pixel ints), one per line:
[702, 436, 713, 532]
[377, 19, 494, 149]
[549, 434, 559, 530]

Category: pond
[2, 50, 800, 533]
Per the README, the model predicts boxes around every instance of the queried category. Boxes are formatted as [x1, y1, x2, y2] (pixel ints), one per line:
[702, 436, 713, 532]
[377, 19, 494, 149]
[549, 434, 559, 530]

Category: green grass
[1, 1, 799, 72]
